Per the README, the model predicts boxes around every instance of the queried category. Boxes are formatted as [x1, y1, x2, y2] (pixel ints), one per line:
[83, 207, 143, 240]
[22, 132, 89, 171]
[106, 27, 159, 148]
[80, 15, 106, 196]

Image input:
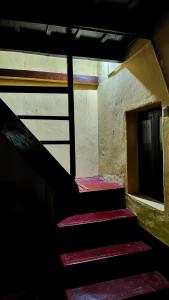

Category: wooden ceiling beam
[0, 3, 153, 38]
[74, 29, 81, 40]
[0, 29, 125, 61]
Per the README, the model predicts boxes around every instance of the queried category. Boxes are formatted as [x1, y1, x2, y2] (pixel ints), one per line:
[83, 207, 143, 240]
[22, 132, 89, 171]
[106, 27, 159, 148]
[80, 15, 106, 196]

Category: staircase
[56, 182, 169, 300]
[0, 97, 169, 299]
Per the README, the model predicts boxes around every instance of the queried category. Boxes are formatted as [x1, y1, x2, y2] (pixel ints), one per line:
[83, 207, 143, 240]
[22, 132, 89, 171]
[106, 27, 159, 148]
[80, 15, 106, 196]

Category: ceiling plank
[74, 29, 81, 40]
[0, 1, 159, 38]
[0, 29, 125, 61]
[101, 33, 111, 43]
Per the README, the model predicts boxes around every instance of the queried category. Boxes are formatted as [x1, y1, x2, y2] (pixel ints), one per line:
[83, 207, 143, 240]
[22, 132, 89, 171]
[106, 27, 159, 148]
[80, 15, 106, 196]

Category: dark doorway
[138, 107, 163, 202]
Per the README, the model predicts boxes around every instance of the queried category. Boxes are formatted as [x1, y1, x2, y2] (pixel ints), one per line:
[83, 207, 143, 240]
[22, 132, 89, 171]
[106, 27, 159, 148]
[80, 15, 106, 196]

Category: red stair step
[76, 176, 122, 192]
[57, 209, 135, 228]
[66, 271, 169, 300]
[60, 241, 152, 266]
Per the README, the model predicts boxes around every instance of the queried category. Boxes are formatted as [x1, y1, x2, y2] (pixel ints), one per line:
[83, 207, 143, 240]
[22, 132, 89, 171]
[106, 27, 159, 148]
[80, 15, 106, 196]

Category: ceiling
[0, 0, 168, 61]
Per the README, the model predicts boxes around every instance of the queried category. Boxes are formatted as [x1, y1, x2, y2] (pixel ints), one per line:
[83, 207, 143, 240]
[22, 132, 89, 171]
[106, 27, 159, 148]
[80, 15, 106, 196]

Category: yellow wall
[153, 15, 169, 91]
[98, 39, 169, 246]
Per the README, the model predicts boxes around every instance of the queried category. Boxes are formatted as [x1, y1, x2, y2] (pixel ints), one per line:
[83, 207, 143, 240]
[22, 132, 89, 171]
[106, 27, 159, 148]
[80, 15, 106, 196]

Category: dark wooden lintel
[0, 69, 98, 84]
[18, 115, 70, 120]
[0, 86, 69, 93]
[40, 140, 70, 145]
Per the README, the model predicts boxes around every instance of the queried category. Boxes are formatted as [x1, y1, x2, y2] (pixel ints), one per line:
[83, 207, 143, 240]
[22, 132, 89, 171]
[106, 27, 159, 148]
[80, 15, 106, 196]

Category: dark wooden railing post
[67, 28, 76, 179]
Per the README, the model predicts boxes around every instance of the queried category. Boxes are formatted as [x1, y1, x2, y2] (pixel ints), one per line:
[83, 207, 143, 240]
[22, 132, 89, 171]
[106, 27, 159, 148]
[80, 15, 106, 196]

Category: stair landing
[66, 271, 169, 300]
[76, 176, 122, 193]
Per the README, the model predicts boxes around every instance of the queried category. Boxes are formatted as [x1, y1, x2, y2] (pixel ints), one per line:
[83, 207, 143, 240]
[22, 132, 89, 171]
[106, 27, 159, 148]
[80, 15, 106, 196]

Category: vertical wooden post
[67, 28, 76, 178]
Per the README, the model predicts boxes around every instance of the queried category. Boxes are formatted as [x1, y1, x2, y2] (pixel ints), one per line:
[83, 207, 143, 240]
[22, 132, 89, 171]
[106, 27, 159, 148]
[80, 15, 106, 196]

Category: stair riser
[58, 217, 139, 252]
[128, 289, 169, 299]
[62, 251, 154, 289]
[77, 188, 125, 213]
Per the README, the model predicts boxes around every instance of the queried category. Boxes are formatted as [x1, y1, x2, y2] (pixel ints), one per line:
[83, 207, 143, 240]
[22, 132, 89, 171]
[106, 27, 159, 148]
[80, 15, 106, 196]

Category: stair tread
[66, 271, 169, 300]
[60, 241, 152, 266]
[76, 176, 122, 193]
[57, 209, 135, 228]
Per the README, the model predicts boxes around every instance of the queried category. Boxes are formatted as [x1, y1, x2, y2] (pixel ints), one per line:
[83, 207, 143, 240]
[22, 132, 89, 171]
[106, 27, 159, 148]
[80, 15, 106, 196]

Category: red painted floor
[60, 241, 152, 266]
[66, 271, 169, 300]
[57, 209, 135, 228]
[76, 176, 122, 193]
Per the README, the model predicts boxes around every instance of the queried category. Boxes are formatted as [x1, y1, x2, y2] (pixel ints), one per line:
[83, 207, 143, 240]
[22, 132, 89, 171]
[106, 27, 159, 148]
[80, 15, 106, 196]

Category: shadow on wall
[0, 98, 79, 297]
[153, 13, 169, 91]
[125, 42, 169, 105]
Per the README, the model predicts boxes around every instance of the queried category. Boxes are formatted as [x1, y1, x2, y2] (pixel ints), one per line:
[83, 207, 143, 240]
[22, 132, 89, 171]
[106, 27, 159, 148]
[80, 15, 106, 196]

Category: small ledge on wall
[127, 193, 165, 212]
[0, 69, 98, 90]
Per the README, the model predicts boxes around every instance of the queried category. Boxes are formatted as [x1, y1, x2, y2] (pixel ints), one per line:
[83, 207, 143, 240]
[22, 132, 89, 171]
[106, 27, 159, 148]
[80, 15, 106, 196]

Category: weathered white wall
[0, 52, 98, 177]
[75, 90, 98, 177]
[0, 91, 98, 176]
[0, 51, 98, 75]
[98, 61, 121, 84]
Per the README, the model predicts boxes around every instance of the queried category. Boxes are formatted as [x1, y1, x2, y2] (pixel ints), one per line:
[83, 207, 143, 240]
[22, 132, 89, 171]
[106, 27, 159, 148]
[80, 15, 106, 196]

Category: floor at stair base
[66, 271, 169, 300]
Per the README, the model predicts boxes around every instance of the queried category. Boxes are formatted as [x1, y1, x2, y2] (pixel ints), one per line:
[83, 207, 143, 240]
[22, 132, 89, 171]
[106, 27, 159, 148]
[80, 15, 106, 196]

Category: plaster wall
[74, 90, 98, 177]
[0, 51, 98, 75]
[0, 90, 98, 177]
[98, 41, 168, 180]
[153, 15, 169, 91]
[98, 40, 169, 246]
[0, 53, 98, 177]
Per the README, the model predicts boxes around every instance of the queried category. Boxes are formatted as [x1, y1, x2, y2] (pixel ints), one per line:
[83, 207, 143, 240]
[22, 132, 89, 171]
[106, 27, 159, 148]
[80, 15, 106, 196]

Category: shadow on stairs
[55, 177, 169, 300]
[0, 94, 168, 299]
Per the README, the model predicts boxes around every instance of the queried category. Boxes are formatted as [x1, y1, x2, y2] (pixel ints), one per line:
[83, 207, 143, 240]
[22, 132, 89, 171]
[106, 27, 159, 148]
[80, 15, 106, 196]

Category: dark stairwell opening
[0, 3, 169, 298]
[138, 107, 164, 202]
